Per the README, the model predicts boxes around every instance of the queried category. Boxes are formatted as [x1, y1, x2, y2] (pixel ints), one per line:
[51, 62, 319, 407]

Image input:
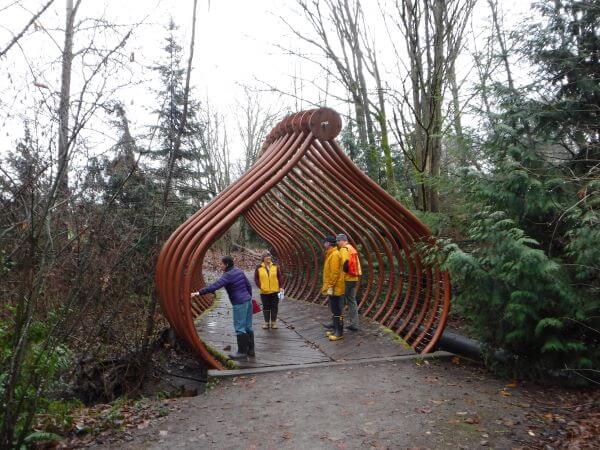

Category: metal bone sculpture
[155, 108, 451, 370]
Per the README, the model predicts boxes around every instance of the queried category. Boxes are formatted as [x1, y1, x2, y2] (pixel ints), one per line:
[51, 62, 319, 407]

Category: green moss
[379, 326, 412, 349]
[205, 377, 221, 391]
[204, 342, 238, 369]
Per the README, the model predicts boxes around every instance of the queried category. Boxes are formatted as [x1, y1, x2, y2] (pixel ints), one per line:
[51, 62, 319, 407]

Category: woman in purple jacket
[191, 256, 254, 361]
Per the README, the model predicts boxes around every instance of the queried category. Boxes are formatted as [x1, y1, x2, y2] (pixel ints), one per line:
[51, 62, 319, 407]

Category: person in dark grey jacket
[191, 256, 254, 360]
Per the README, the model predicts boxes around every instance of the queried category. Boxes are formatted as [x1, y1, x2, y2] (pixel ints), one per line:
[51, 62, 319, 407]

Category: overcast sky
[0, 0, 534, 165]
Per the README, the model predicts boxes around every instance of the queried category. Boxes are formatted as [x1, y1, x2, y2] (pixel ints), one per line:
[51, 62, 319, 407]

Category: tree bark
[488, 0, 514, 91]
[372, 53, 396, 194]
[426, 0, 445, 213]
[162, 0, 198, 208]
[56, 0, 78, 206]
[393, 0, 474, 211]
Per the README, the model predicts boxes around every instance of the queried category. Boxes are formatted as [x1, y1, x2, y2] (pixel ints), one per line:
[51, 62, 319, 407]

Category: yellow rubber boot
[328, 315, 344, 341]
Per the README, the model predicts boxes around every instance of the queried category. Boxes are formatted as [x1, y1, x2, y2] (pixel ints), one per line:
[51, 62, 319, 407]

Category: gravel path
[95, 356, 541, 449]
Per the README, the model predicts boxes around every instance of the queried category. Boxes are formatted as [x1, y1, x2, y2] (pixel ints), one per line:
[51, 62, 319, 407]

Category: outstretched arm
[196, 274, 227, 295]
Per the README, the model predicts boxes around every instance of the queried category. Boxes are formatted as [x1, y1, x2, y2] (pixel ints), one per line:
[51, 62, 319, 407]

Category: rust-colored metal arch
[155, 108, 451, 370]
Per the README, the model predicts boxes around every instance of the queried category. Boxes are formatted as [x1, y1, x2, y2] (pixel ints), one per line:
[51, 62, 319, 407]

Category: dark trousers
[261, 293, 279, 322]
[329, 295, 343, 317]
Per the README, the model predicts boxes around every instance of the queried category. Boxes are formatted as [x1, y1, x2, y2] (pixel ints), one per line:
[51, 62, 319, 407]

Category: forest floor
[79, 355, 598, 450]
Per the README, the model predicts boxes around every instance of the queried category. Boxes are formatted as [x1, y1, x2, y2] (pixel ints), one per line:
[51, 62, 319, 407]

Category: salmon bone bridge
[155, 107, 451, 370]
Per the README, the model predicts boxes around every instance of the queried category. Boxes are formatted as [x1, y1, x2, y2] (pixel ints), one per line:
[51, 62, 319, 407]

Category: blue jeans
[232, 300, 253, 335]
[341, 281, 359, 327]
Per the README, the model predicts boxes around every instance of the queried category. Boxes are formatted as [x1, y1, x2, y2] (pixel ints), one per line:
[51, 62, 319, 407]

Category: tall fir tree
[150, 20, 212, 220]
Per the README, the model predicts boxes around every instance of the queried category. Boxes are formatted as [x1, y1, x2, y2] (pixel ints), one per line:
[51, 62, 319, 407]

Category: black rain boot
[229, 333, 248, 360]
[325, 314, 335, 336]
[329, 316, 344, 341]
[247, 331, 255, 357]
[323, 309, 334, 330]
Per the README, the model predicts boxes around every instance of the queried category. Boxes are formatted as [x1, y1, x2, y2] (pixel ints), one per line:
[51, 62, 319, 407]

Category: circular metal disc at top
[308, 107, 342, 140]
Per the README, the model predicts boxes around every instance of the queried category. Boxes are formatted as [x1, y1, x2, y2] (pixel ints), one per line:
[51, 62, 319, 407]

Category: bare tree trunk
[343, 0, 378, 178]
[391, 0, 474, 211]
[56, 0, 79, 212]
[162, 0, 199, 208]
[488, 0, 514, 91]
[426, 0, 445, 213]
[448, 44, 466, 167]
[371, 53, 396, 194]
[289, 0, 377, 177]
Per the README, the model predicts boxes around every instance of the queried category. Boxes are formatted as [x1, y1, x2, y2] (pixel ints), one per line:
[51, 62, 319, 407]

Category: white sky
[0, 0, 534, 167]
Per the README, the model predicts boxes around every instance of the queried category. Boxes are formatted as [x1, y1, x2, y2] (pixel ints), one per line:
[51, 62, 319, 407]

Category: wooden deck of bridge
[195, 276, 414, 370]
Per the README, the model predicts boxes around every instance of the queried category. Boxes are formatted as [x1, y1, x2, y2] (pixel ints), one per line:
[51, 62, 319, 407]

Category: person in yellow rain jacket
[337, 233, 362, 331]
[254, 251, 284, 329]
[321, 236, 345, 341]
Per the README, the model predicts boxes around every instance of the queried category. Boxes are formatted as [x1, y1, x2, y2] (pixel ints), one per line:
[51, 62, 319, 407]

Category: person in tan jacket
[337, 233, 362, 331]
[321, 236, 345, 341]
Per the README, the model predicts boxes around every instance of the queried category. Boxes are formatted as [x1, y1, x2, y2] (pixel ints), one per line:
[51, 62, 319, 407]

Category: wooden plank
[196, 291, 414, 370]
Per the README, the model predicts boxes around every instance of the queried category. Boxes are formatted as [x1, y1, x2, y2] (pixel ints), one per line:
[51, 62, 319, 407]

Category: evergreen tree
[104, 103, 156, 213]
[529, 0, 600, 174]
[149, 20, 211, 219]
[432, 0, 599, 383]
